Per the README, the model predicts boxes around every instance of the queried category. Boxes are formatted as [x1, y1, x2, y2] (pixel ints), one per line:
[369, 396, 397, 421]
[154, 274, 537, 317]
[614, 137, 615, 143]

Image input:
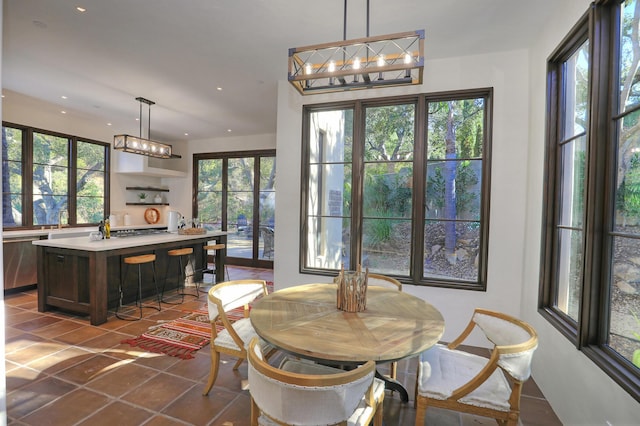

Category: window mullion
[579, 0, 615, 348]
[412, 96, 427, 281]
[351, 102, 365, 268]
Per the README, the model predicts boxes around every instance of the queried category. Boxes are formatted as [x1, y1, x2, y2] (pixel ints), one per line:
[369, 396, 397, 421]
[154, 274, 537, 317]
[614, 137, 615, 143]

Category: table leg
[375, 370, 409, 403]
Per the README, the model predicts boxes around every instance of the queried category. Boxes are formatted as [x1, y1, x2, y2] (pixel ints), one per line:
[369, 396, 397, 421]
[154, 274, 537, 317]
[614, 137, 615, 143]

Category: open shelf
[126, 186, 169, 192]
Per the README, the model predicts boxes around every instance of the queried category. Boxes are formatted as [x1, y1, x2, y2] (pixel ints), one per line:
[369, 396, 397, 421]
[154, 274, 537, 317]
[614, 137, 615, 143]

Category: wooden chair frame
[414, 308, 538, 426]
[248, 338, 383, 426]
[202, 279, 268, 396]
[367, 273, 402, 291]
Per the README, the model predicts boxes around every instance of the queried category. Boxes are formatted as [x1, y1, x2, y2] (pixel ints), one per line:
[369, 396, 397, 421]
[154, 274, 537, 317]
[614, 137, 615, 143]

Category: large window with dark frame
[2, 123, 110, 228]
[541, 0, 640, 401]
[301, 90, 492, 290]
[193, 150, 276, 268]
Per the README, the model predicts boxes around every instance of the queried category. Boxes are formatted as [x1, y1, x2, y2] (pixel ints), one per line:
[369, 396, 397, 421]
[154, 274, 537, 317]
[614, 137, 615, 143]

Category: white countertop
[3, 224, 166, 239]
[32, 230, 227, 252]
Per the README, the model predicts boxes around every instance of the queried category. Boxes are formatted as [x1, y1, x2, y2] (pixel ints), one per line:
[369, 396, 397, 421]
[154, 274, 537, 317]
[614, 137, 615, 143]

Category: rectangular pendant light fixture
[288, 29, 424, 95]
[113, 97, 180, 159]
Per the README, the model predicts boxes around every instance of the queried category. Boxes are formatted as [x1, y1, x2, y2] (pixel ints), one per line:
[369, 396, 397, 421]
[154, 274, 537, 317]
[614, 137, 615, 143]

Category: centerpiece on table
[335, 264, 368, 312]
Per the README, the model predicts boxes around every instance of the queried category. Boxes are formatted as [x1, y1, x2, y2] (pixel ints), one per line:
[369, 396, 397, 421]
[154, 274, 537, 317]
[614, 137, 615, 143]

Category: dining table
[249, 282, 445, 402]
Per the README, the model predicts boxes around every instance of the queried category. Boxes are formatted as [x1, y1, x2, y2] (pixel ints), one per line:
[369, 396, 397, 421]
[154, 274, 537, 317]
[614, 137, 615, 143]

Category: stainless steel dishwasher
[3, 235, 41, 290]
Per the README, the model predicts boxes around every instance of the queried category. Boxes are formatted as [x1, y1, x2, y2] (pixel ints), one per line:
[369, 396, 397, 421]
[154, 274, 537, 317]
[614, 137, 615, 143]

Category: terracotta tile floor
[4, 266, 561, 425]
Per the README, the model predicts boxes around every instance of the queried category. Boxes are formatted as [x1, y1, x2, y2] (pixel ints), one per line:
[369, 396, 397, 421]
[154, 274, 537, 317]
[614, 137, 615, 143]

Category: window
[301, 90, 492, 289]
[542, 0, 640, 401]
[194, 150, 276, 267]
[2, 123, 110, 228]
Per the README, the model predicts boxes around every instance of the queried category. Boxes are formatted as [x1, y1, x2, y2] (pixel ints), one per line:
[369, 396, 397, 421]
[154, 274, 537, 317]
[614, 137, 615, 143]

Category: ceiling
[2, 0, 558, 143]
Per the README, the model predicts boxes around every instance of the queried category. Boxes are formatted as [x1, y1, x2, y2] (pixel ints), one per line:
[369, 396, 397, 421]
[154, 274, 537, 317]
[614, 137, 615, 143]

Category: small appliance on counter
[167, 210, 182, 232]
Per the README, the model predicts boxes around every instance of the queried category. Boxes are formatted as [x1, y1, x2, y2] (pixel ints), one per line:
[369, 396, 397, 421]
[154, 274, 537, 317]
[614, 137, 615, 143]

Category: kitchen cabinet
[114, 150, 186, 177]
[3, 235, 43, 290]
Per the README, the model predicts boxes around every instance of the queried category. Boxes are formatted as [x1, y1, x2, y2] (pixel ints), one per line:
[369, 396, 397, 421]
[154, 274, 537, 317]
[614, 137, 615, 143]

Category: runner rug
[121, 281, 273, 360]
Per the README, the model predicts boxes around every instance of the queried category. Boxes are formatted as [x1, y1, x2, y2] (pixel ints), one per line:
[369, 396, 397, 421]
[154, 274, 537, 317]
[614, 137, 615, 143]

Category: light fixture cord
[366, 0, 370, 37]
[147, 102, 151, 140]
[343, 0, 347, 41]
[139, 100, 143, 138]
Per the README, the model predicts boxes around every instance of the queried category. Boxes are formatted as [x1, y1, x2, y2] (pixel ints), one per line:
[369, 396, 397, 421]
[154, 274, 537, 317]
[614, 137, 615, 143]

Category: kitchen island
[33, 231, 227, 325]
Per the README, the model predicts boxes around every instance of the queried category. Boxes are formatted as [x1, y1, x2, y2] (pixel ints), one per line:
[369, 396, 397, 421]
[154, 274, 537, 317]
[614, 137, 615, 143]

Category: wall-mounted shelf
[125, 186, 169, 205]
[125, 202, 170, 206]
[126, 186, 170, 192]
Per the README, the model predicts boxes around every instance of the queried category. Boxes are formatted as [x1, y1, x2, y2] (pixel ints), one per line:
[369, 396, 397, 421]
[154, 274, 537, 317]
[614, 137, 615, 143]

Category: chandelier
[113, 97, 178, 159]
[288, 1, 424, 95]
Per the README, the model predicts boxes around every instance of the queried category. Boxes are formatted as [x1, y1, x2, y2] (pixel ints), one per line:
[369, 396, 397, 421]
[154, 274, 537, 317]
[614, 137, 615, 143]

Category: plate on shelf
[144, 208, 160, 224]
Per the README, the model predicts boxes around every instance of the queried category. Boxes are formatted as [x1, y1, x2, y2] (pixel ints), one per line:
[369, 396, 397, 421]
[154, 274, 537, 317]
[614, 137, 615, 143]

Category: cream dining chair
[414, 308, 538, 426]
[202, 279, 272, 396]
[247, 337, 385, 426]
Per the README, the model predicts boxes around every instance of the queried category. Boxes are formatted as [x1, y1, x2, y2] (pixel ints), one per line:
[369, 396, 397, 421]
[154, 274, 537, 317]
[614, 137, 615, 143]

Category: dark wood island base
[34, 232, 227, 325]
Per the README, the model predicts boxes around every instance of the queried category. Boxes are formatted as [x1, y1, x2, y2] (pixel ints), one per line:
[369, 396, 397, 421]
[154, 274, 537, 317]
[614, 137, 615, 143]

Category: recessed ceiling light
[217, 87, 223, 91]
[135, 118, 139, 121]
[227, 129, 232, 132]
[107, 123, 112, 126]
[61, 111, 67, 114]
[184, 133, 189, 136]
[61, 95, 67, 99]
[76, 6, 86, 12]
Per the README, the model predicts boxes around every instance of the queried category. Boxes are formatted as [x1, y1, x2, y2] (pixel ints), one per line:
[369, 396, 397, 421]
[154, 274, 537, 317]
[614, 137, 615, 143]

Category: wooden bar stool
[202, 243, 229, 283]
[116, 253, 161, 321]
[163, 247, 197, 303]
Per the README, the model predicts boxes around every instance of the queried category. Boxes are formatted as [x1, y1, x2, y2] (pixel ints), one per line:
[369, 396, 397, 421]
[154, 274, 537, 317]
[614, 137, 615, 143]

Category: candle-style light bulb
[305, 63, 312, 88]
[377, 55, 385, 80]
[353, 57, 361, 83]
[328, 61, 336, 85]
[404, 53, 412, 78]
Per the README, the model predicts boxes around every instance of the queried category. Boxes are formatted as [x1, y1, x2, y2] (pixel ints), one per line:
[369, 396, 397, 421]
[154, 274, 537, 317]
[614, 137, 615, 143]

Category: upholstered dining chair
[247, 337, 385, 426]
[414, 308, 538, 426]
[202, 279, 271, 396]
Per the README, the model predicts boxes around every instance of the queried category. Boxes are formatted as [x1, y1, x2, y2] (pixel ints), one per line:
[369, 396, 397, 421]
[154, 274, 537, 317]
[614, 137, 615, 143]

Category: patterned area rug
[121, 281, 273, 359]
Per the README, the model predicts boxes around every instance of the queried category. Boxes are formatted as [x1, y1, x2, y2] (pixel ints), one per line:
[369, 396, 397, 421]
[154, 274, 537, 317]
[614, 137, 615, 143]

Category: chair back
[248, 337, 375, 425]
[472, 309, 538, 382]
[367, 273, 402, 291]
[207, 280, 268, 322]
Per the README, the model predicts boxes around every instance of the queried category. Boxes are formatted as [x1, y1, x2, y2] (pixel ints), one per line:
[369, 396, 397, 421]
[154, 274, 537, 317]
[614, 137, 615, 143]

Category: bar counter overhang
[33, 231, 227, 325]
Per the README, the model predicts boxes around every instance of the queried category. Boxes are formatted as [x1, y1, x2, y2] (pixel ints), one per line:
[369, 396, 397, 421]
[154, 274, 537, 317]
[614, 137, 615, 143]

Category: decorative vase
[154, 194, 163, 204]
[335, 266, 368, 312]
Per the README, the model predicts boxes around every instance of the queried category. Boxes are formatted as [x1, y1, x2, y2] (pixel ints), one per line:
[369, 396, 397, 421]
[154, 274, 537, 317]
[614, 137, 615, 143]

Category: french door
[194, 150, 276, 268]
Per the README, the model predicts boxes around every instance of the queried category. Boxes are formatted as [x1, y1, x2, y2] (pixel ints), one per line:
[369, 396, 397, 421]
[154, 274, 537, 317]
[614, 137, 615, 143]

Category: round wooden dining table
[250, 283, 445, 401]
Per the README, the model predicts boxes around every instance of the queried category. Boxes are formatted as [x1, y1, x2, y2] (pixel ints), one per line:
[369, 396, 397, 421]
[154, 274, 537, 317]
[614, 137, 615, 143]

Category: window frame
[540, 0, 640, 402]
[192, 149, 276, 269]
[2, 121, 110, 228]
[300, 89, 493, 290]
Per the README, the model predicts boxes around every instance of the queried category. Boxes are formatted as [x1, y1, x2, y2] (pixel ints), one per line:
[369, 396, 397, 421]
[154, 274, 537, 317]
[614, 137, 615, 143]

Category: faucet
[58, 210, 67, 229]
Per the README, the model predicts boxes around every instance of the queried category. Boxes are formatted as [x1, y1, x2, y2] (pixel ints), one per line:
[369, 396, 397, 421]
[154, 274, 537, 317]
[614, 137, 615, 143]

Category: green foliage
[364, 215, 393, 247]
[427, 161, 479, 218]
[427, 98, 484, 160]
[632, 311, 640, 368]
[617, 153, 640, 220]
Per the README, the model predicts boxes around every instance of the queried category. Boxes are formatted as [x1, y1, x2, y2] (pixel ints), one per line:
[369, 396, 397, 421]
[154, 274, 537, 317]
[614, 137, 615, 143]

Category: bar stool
[202, 243, 229, 283]
[162, 247, 197, 303]
[116, 253, 161, 321]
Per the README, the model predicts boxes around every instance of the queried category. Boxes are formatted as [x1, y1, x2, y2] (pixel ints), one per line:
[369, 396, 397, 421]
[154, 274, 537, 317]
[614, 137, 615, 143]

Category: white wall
[275, 48, 531, 346]
[522, 0, 640, 424]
